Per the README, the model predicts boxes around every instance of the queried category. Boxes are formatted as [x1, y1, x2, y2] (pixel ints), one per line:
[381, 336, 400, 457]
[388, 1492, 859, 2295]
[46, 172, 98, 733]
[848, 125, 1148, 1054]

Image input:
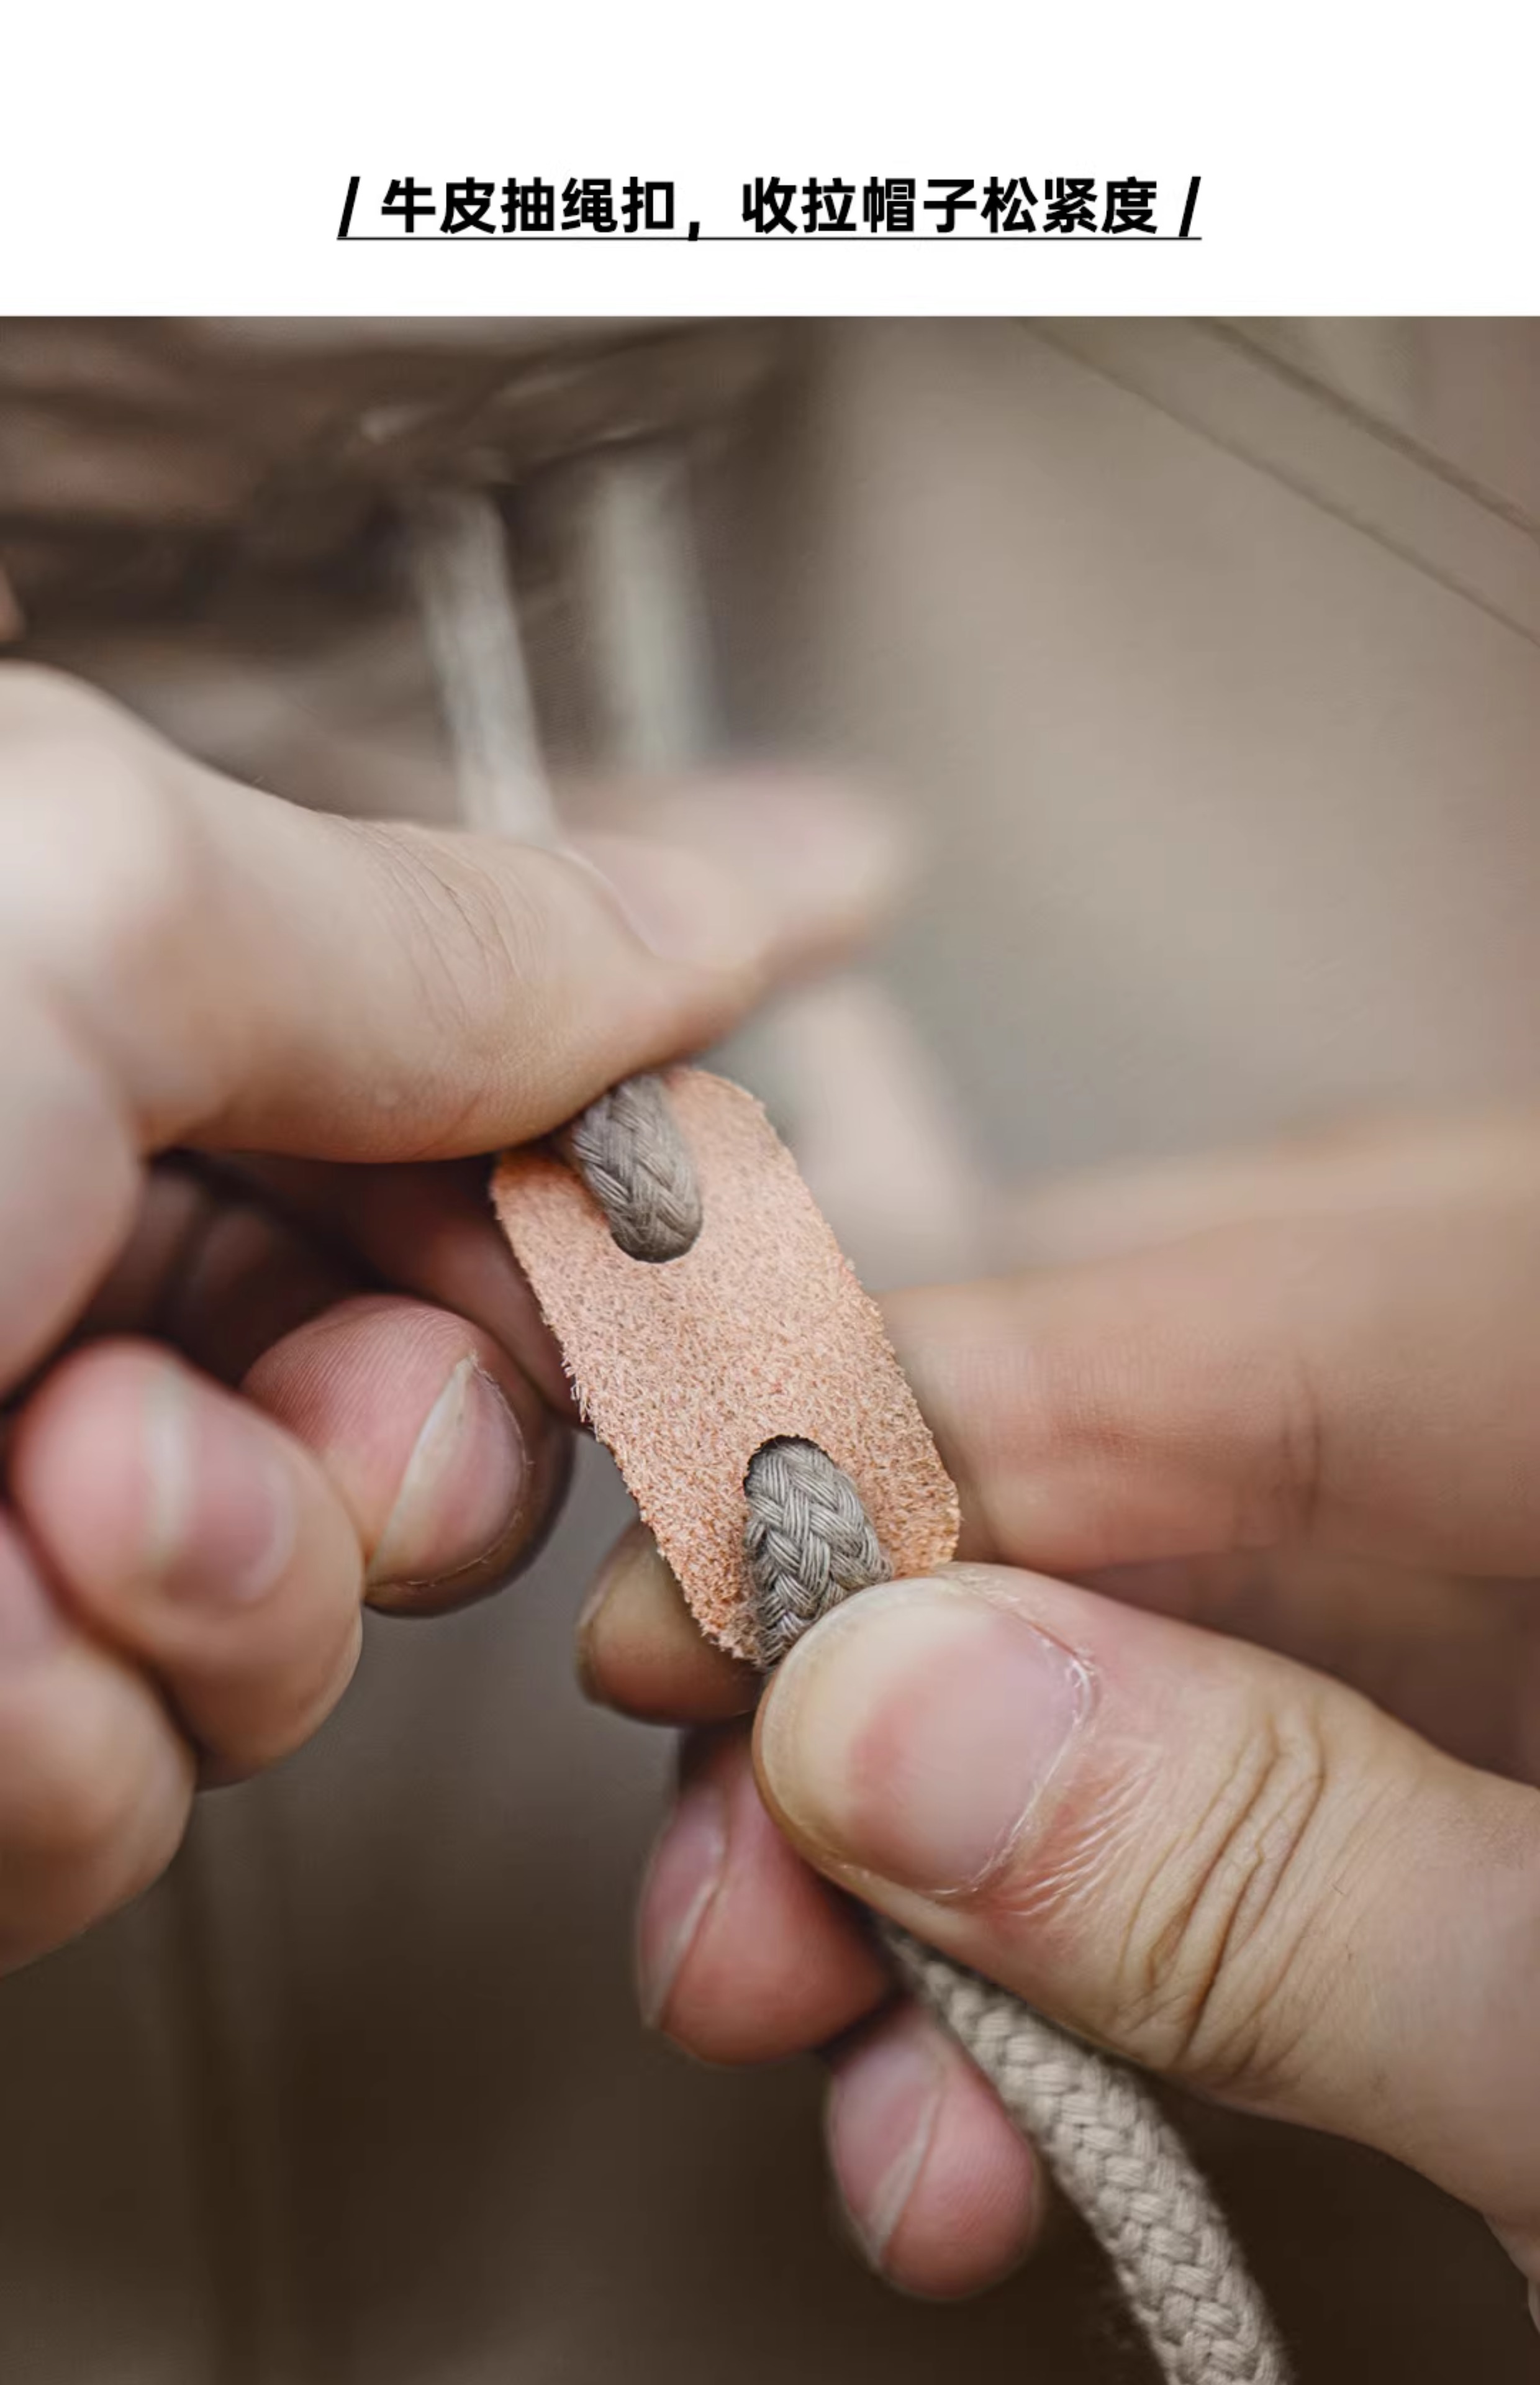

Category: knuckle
[0, 681, 205, 994]
[1093, 1704, 1338, 2094]
[0, 661, 118, 742]
[0, 668, 153, 827]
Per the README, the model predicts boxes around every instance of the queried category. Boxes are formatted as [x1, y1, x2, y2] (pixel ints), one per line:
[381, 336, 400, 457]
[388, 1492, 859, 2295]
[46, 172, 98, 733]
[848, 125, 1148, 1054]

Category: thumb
[1, 671, 899, 1162]
[754, 1563, 1540, 2262]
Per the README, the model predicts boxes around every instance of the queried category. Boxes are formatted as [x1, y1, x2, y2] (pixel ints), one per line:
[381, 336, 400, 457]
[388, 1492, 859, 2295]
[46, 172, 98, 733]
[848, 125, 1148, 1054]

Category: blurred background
[2, 316, 1540, 2381]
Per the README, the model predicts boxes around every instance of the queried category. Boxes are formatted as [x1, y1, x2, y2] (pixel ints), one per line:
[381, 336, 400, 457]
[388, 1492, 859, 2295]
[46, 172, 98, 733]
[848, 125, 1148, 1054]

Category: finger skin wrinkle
[320, 820, 615, 1160]
[1254, 1341, 1328, 1552]
[336, 820, 556, 1095]
[989, 1737, 1167, 1942]
[343, 819, 533, 1020]
[306, 820, 499, 1152]
[1110, 1712, 1338, 2097]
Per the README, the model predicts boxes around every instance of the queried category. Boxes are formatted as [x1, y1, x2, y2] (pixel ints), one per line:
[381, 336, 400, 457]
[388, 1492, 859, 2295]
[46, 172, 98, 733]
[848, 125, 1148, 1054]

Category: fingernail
[563, 835, 746, 969]
[759, 1579, 1089, 1895]
[568, 783, 906, 970]
[828, 2019, 944, 2269]
[142, 1371, 297, 1605]
[673, 780, 910, 924]
[368, 1358, 526, 1591]
[635, 1773, 728, 2028]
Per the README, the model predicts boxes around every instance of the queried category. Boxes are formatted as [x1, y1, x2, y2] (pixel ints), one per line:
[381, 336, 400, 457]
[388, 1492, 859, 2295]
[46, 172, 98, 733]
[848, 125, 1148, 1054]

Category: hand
[0, 661, 894, 1973]
[582, 1112, 1540, 2317]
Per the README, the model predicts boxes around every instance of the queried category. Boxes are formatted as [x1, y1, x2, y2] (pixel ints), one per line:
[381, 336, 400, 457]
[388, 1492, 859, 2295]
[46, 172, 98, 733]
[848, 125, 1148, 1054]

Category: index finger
[0, 666, 897, 1388]
[887, 1185, 1540, 1580]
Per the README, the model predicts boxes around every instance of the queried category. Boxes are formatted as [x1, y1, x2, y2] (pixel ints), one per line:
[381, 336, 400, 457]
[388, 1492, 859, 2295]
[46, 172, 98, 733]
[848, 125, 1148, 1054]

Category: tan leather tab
[491, 1068, 959, 1660]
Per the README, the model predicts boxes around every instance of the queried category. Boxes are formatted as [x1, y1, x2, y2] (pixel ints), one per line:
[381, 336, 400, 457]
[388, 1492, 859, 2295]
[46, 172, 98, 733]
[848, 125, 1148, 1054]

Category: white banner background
[4, 0, 1536, 313]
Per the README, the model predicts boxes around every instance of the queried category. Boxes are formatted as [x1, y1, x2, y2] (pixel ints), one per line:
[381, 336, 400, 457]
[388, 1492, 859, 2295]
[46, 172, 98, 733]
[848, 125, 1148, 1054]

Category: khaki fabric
[4, 319, 1540, 2383]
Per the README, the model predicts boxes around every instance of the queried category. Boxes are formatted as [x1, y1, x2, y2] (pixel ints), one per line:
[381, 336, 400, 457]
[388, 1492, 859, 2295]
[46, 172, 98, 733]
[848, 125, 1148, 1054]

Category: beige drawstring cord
[407, 479, 1293, 2385]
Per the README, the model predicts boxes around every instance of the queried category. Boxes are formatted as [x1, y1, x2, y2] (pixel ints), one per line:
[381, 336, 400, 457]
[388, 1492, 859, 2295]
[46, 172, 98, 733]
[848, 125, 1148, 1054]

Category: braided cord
[881, 1924, 1289, 2383]
[566, 1076, 1292, 2385]
[744, 1435, 891, 1666]
[409, 470, 1289, 2383]
[560, 1074, 703, 1261]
